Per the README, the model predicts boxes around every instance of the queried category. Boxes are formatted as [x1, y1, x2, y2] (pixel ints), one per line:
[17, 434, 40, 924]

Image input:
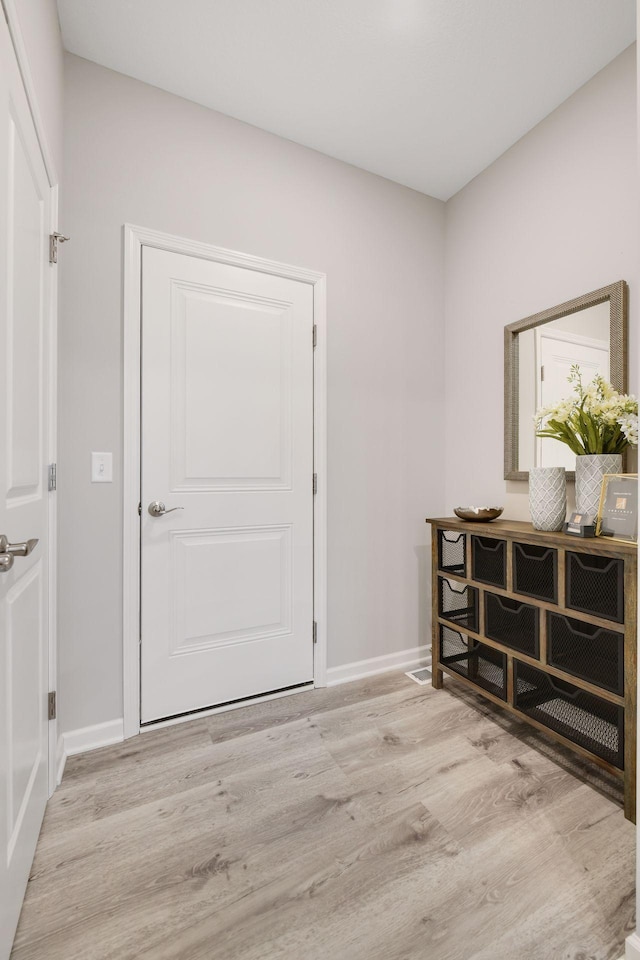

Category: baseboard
[326, 646, 431, 687]
[56, 719, 125, 782]
[626, 932, 640, 959]
[56, 734, 66, 785]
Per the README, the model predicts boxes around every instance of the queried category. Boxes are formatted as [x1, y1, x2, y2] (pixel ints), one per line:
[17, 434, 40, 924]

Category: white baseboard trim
[326, 646, 431, 687]
[56, 719, 125, 782]
[626, 932, 640, 959]
[64, 718, 124, 756]
[56, 734, 66, 785]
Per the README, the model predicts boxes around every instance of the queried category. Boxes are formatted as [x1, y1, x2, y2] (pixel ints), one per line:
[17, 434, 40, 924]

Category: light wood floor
[11, 672, 636, 960]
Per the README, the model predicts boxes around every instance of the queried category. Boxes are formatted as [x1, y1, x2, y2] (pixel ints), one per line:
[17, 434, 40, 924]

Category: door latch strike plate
[49, 231, 70, 264]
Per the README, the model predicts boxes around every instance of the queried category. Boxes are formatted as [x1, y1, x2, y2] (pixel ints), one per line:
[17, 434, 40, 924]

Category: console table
[426, 517, 637, 821]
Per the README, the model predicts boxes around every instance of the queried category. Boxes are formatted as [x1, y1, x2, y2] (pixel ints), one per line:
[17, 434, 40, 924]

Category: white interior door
[537, 330, 609, 469]
[0, 17, 51, 960]
[141, 247, 314, 723]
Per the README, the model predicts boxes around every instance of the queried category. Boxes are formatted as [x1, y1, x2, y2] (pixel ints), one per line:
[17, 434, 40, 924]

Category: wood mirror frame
[504, 280, 628, 481]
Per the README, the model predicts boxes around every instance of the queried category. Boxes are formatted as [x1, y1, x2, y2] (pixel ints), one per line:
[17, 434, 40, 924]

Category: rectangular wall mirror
[504, 281, 627, 481]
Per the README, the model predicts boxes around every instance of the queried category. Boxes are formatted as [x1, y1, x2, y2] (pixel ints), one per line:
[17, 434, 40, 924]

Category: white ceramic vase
[574, 454, 622, 518]
[529, 467, 567, 532]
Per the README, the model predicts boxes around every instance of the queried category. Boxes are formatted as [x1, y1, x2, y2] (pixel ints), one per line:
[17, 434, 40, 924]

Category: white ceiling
[56, 0, 636, 201]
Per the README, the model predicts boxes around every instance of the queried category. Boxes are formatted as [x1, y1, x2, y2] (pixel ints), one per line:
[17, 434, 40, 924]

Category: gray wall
[444, 45, 638, 519]
[59, 54, 446, 733]
[60, 44, 638, 736]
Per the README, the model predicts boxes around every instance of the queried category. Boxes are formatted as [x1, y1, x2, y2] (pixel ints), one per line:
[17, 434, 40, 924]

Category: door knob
[0, 534, 39, 573]
[148, 501, 184, 517]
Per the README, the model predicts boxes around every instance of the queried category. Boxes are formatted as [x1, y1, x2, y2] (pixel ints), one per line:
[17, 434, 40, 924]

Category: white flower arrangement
[534, 364, 638, 456]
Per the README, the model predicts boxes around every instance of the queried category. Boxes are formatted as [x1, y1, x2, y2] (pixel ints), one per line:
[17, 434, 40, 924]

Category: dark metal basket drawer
[438, 577, 478, 632]
[565, 552, 624, 623]
[513, 543, 557, 603]
[514, 661, 623, 768]
[485, 593, 539, 658]
[439, 625, 507, 701]
[547, 612, 623, 695]
[437, 529, 466, 576]
[472, 536, 506, 588]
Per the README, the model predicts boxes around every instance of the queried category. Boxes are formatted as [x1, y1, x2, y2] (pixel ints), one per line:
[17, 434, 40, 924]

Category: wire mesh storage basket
[437, 529, 466, 576]
[471, 536, 506, 588]
[439, 625, 507, 700]
[438, 577, 478, 632]
[514, 661, 623, 768]
[565, 552, 624, 623]
[513, 543, 557, 603]
[484, 593, 539, 657]
[547, 612, 624, 696]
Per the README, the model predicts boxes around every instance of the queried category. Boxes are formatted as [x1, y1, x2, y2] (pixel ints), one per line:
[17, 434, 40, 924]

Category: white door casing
[140, 248, 315, 721]
[123, 225, 326, 737]
[0, 10, 54, 957]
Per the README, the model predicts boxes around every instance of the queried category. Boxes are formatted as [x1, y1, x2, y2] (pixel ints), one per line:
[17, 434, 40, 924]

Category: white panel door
[0, 16, 51, 960]
[537, 332, 609, 469]
[141, 248, 314, 722]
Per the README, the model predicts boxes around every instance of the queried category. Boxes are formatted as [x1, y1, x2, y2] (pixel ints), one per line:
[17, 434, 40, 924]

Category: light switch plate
[91, 452, 112, 483]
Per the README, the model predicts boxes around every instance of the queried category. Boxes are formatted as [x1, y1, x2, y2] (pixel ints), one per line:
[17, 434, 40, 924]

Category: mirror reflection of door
[517, 301, 610, 472]
[536, 330, 609, 469]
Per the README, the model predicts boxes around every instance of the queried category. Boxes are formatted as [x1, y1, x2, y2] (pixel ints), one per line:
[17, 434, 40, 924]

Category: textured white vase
[574, 454, 622, 517]
[529, 467, 567, 532]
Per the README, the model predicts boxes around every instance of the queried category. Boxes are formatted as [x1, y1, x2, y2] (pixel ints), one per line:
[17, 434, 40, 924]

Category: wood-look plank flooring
[11, 673, 635, 960]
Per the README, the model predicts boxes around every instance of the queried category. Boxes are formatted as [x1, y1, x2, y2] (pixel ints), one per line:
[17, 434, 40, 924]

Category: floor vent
[405, 667, 432, 685]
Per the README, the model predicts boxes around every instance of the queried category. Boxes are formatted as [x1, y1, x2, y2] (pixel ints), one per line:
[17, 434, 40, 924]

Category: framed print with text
[596, 474, 638, 543]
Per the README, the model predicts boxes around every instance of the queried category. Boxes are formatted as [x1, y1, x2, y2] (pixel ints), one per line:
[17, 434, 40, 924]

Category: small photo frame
[596, 474, 638, 543]
[563, 512, 595, 537]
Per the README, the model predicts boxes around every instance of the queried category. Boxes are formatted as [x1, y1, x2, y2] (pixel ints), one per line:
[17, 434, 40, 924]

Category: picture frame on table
[596, 474, 638, 543]
[564, 511, 596, 537]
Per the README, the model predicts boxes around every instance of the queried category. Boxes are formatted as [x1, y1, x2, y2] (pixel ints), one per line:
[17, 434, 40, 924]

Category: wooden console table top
[426, 516, 638, 557]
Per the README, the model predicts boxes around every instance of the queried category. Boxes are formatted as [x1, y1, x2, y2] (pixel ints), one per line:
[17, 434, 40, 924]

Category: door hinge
[48, 691, 57, 721]
[540, 365, 545, 382]
[313, 621, 317, 644]
[48, 463, 57, 491]
[49, 231, 70, 264]
[313, 473, 318, 495]
[138, 502, 142, 516]
[313, 324, 317, 348]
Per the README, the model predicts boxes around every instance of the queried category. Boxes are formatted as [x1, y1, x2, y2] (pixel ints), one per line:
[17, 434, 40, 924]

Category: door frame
[122, 224, 327, 739]
[1, 0, 59, 797]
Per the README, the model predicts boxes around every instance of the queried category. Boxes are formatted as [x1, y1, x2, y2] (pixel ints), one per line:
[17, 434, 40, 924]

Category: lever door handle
[148, 501, 185, 518]
[0, 534, 39, 573]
